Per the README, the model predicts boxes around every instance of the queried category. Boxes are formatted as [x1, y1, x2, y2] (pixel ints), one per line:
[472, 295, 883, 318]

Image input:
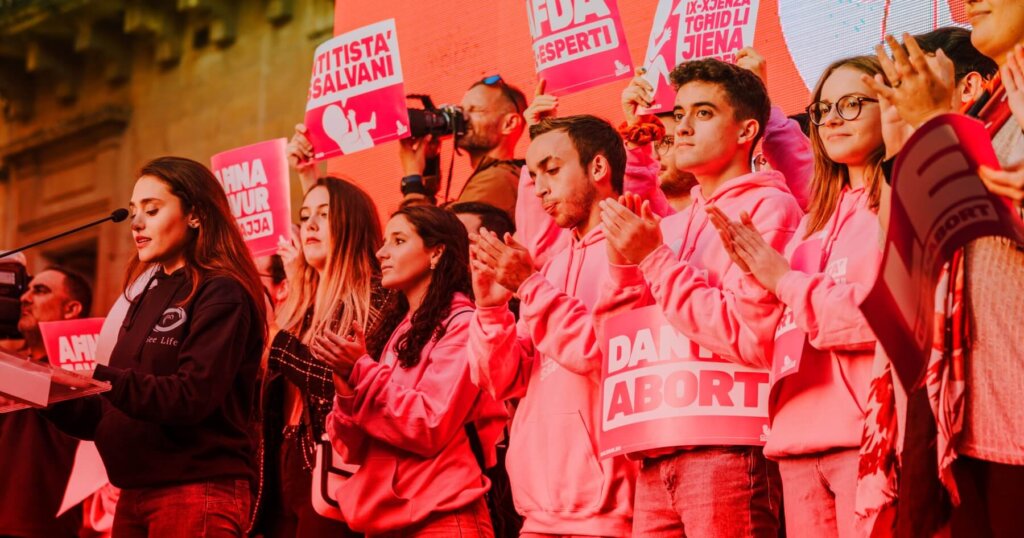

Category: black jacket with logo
[46, 269, 264, 489]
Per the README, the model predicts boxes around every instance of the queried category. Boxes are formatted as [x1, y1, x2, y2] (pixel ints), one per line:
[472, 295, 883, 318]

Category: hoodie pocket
[507, 411, 605, 514]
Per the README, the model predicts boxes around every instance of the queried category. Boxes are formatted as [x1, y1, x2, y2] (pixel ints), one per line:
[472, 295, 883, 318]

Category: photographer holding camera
[399, 76, 527, 217]
[0, 266, 93, 537]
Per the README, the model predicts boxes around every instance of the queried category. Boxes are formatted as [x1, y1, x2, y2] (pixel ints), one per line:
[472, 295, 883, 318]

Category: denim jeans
[776, 448, 864, 538]
[633, 446, 781, 537]
[111, 479, 251, 537]
[371, 497, 493, 538]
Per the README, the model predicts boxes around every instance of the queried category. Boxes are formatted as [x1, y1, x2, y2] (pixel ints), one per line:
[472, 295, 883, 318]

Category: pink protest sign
[304, 19, 408, 160]
[640, 0, 761, 114]
[861, 114, 1024, 388]
[526, 0, 633, 96]
[768, 234, 822, 388]
[211, 138, 292, 258]
[39, 318, 105, 372]
[599, 306, 769, 459]
[770, 307, 803, 386]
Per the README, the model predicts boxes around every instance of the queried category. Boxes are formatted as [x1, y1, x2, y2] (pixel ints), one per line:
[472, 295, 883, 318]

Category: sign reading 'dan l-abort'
[639, 0, 760, 113]
[599, 306, 769, 458]
[211, 138, 292, 258]
[39, 318, 105, 372]
[526, 0, 633, 96]
[861, 114, 1024, 388]
[305, 19, 409, 160]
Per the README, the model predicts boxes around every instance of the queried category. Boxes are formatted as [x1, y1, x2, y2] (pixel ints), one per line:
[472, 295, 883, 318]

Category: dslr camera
[406, 95, 466, 139]
[0, 261, 29, 339]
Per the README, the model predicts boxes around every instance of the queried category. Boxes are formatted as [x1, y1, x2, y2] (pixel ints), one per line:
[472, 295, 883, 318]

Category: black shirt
[46, 269, 264, 489]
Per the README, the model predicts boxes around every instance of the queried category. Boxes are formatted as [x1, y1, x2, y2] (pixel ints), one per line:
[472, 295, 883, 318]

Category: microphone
[0, 209, 131, 259]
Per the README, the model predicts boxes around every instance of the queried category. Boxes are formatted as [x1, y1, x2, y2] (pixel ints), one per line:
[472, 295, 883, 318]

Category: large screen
[328, 0, 969, 218]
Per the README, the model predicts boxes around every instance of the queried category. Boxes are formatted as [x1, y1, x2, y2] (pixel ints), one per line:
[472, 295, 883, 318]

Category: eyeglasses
[480, 74, 524, 115]
[655, 135, 675, 157]
[806, 95, 879, 126]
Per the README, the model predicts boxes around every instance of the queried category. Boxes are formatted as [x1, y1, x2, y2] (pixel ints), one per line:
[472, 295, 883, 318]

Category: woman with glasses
[707, 55, 891, 538]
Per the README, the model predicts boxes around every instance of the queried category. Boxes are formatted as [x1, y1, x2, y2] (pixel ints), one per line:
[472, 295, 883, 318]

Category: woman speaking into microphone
[45, 156, 267, 536]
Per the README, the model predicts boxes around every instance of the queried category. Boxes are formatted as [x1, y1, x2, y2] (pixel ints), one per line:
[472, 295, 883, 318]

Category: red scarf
[856, 77, 1013, 537]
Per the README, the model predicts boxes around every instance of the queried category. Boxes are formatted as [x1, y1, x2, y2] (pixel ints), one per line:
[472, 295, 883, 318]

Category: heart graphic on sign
[396, 120, 408, 136]
[782, 355, 796, 372]
[760, 424, 770, 442]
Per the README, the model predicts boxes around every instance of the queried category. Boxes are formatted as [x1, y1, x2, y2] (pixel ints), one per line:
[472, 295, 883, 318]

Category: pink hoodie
[602, 170, 804, 371]
[518, 108, 813, 266]
[469, 226, 638, 537]
[326, 293, 507, 534]
[763, 106, 813, 211]
[764, 187, 881, 458]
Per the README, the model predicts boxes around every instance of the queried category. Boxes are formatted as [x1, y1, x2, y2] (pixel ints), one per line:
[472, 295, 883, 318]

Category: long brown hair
[366, 205, 471, 368]
[124, 156, 267, 331]
[805, 56, 887, 237]
[275, 177, 382, 340]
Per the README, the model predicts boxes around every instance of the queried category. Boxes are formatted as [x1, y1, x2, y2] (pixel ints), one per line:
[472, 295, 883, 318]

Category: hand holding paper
[621, 67, 655, 125]
[736, 47, 767, 85]
[523, 79, 558, 128]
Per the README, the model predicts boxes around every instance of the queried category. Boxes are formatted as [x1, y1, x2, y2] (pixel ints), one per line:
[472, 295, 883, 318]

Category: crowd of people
[2, 2, 1024, 537]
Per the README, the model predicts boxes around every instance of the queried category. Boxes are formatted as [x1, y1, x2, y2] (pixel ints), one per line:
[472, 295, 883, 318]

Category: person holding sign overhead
[41, 157, 267, 536]
[0, 266, 92, 537]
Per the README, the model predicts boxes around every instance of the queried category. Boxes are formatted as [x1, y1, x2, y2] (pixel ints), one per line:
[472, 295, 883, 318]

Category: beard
[554, 182, 597, 230]
[457, 118, 503, 153]
[659, 167, 697, 197]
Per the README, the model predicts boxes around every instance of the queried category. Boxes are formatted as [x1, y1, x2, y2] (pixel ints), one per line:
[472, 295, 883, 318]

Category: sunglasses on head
[480, 74, 524, 114]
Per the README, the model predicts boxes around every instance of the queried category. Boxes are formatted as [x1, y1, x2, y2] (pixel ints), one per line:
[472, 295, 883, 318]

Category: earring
[430, 261, 437, 270]
[189, 222, 199, 229]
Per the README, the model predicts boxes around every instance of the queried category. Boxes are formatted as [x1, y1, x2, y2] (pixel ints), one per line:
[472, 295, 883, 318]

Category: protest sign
[305, 19, 409, 160]
[639, 0, 761, 113]
[526, 0, 633, 96]
[599, 305, 769, 458]
[211, 138, 292, 258]
[39, 318, 105, 373]
[861, 114, 1024, 388]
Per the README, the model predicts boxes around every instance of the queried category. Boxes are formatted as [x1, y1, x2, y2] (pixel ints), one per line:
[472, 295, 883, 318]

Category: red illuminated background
[328, 0, 967, 219]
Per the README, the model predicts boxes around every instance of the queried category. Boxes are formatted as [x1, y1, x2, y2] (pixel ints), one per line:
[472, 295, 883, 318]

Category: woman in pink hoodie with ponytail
[316, 205, 506, 537]
[708, 55, 893, 538]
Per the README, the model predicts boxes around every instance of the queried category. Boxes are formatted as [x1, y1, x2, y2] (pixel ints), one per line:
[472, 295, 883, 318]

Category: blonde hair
[275, 177, 382, 341]
[804, 56, 887, 237]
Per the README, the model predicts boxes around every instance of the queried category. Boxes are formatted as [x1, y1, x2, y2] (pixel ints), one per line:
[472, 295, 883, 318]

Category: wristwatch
[401, 174, 428, 196]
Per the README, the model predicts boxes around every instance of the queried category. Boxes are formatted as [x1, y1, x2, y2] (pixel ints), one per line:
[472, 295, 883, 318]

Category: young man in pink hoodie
[597, 59, 805, 537]
[467, 115, 638, 537]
